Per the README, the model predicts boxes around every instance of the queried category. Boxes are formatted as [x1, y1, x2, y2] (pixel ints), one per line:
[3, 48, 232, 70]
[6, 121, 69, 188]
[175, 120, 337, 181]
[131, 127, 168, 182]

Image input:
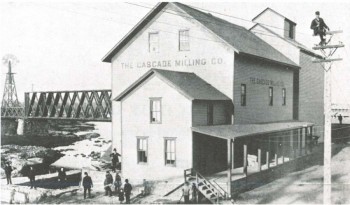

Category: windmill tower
[1, 54, 21, 117]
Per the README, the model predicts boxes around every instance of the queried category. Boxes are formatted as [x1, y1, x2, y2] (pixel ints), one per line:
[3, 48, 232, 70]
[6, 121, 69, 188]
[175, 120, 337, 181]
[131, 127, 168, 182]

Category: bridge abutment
[1, 119, 19, 136]
[1, 119, 51, 136]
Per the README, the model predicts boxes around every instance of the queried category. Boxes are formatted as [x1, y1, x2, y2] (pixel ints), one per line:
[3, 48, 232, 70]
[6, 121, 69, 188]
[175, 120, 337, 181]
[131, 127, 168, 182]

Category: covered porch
[191, 121, 316, 198]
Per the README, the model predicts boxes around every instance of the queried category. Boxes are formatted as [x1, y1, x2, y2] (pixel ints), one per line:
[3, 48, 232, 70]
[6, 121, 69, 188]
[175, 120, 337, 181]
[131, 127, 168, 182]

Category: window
[149, 32, 159, 53]
[269, 87, 273, 106]
[207, 103, 214, 125]
[179, 30, 190, 51]
[137, 137, 148, 163]
[289, 23, 295, 39]
[284, 20, 295, 39]
[282, 88, 286, 105]
[241, 84, 246, 106]
[165, 138, 176, 166]
[150, 98, 161, 123]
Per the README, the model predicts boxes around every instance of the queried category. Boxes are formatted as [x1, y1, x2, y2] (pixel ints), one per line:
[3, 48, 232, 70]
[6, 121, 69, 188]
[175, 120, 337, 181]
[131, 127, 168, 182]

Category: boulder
[86, 133, 100, 139]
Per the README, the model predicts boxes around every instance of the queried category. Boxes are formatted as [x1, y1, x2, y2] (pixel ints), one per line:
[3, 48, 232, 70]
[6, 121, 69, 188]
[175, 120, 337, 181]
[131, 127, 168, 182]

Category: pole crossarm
[24, 90, 112, 121]
[325, 30, 343, 35]
[312, 44, 344, 50]
[312, 58, 343, 63]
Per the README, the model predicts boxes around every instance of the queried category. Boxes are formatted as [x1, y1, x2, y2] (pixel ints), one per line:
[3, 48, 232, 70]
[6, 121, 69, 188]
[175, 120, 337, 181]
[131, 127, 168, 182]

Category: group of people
[82, 171, 133, 204]
[4, 162, 36, 189]
[182, 181, 198, 204]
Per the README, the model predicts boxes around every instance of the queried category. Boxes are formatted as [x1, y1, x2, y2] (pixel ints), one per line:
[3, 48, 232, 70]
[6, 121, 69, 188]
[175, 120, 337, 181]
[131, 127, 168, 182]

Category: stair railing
[184, 168, 227, 203]
[212, 177, 229, 200]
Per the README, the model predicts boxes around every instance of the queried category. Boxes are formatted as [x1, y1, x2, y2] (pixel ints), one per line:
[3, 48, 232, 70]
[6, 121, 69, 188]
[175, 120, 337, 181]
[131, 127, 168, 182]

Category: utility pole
[312, 30, 344, 205]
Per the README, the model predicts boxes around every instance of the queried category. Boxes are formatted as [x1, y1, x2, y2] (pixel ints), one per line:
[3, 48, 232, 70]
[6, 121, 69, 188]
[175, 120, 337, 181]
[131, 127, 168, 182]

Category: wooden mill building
[102, 2, 324, 195]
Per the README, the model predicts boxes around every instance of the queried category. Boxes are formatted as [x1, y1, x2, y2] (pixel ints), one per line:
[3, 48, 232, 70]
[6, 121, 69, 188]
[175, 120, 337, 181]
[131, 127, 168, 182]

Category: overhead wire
[126, 2, 312, 36]
[28, 2, 349, 141]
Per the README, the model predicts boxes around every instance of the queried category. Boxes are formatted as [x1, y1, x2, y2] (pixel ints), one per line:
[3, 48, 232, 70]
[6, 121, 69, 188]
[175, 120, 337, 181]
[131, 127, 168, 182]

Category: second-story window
[241, 84, 246, 106]
[149, 32, 159, 53]
[207, 103, 214, 125]
[150, 98, 161, 123]
[282, 88, 286, 106]
[269, 87, 273, 106]
[179, 30, 190, 51]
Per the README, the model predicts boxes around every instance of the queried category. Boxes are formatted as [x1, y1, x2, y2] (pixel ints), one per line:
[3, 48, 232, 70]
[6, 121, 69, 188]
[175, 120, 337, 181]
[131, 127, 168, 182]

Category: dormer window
[284, 19, 295, 39]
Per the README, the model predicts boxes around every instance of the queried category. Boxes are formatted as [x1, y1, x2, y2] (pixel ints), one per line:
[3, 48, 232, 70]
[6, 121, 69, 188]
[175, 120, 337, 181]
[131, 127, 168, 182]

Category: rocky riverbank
[1, 121, 110, 179]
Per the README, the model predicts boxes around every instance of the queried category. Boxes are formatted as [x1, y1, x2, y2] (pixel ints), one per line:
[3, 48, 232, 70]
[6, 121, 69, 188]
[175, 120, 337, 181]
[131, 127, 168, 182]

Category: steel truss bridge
[1, 89, 112, 122]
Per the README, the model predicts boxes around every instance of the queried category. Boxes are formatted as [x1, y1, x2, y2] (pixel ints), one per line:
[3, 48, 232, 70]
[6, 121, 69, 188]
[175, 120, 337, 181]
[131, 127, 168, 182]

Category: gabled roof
[102, 3, 299, 68]
[250, 23, 323, 59]
[114, 69, 231, 101]
[252, 7, 296, 25]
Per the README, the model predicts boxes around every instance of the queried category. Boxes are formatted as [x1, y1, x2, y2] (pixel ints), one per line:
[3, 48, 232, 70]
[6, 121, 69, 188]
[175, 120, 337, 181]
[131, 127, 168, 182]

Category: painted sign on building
[120, 57, 223, 69]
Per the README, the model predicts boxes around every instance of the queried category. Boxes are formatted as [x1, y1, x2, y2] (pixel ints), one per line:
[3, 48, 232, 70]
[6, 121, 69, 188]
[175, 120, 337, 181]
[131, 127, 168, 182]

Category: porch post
[267, 136, 270, 169]
[281, 137, 285, 164]
[231, 140, 235, 170]
[290, 130, 294, 160]
[243, 144, 248, 175]
[275, 137, 279, 166]
[310, 126, 314, 152]
[304, 127, 308, 155]
[298, 128, 302, 157]
[258, 148, 262, 172]
[227, 139, 232, 199]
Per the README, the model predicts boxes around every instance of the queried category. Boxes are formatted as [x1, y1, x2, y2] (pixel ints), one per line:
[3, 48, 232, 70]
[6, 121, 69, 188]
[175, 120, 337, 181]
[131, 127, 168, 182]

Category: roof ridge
[252, 23, 323, 58]
[173, 2, 248, 32]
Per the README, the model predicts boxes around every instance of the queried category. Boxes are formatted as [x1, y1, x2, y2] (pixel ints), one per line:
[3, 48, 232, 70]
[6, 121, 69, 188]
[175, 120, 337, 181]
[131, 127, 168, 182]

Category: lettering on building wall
[249, 77, 285, 87]
[120, 57, 223, 69]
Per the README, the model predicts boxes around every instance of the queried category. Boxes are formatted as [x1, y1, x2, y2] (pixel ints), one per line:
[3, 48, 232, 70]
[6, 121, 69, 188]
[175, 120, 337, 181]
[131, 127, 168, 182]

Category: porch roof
[191, 121, 314, 140]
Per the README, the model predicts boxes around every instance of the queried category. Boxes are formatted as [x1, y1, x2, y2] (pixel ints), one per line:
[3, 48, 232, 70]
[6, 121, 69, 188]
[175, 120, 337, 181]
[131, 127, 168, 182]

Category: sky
[1, 1, 349, 104]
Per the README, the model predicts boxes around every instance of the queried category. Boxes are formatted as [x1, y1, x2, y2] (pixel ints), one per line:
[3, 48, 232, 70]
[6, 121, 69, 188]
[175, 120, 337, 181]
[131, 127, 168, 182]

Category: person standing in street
[114, 172, 122, 194]
[191, 183, 197, 203]
[5, 162, 13, 185]
[110, 148, 121, 172]
[119, 188, 125, 204]
[338, 114, 343, 124]
[28, 166, 36, 189]
[182, 181, 191, 204]
[124, 179, 132, 204]
[82, 172, 93, 199]
[58, 167, 67, 189]
[104, 171, 113, 197]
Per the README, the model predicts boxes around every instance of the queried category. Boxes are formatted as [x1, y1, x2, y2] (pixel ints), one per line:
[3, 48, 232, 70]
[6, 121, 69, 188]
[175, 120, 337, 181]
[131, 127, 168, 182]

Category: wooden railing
[212, 176, 229, 199]
[184, 168, 228, 203]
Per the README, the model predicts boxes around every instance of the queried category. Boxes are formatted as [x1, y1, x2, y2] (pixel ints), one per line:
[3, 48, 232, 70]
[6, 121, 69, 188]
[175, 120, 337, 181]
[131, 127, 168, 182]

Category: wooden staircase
[184, 168, 234, 204]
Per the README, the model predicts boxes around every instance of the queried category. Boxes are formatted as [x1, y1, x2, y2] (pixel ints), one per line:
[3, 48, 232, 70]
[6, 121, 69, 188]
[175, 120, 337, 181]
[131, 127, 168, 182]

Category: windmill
[1, 54, 22, 117]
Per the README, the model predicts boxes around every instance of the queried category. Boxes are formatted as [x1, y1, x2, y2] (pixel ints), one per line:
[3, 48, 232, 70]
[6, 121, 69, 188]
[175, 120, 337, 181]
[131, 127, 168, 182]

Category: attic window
[149, 32, 159, 53]
[284, 20, 295, 40]
[289, 23, 295, 39]
[179, 30, 190, 51]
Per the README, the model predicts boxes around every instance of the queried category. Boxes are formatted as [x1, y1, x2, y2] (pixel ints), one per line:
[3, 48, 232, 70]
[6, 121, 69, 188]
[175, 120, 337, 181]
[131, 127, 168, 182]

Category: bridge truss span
[25, 90, 112, 121]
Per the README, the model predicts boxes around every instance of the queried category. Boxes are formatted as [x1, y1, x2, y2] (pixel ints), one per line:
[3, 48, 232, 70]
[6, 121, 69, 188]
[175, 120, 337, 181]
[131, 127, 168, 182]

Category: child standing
[119, 188, 125, 204]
